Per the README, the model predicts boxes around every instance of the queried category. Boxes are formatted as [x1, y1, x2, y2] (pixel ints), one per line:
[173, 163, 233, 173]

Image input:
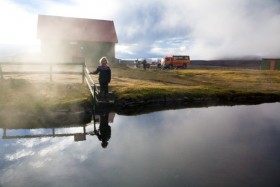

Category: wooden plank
[50, 65, 52, 81]
[82, 64, 85, 83]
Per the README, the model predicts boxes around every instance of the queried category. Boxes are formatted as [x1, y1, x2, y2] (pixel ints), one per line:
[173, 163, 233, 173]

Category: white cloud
[42, 0, 121, 20]
[116, 44, 137, 55]
[5, 149, 35, 161]
[178, 0, 280, 59]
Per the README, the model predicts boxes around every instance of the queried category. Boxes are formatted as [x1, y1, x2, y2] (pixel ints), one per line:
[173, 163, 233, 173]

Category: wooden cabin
[37, 15, 118, 66]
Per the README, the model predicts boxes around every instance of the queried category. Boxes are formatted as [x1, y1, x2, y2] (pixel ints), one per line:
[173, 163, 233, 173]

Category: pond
[1, 102, 280, 187]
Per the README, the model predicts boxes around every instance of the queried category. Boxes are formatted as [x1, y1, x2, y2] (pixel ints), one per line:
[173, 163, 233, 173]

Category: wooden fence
[0, 62, 86, 83]
[0, 61, 100, 102]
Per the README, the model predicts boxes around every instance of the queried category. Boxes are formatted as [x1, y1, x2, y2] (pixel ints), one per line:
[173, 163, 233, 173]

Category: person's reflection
[94, 112, 111, 148]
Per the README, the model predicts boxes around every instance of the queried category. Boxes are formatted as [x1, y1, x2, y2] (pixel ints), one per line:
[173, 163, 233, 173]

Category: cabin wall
[41, 40, 115, 68]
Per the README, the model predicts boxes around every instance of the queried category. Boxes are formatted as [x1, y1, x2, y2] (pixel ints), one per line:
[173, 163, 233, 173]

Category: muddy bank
[113, 93, 280, 115]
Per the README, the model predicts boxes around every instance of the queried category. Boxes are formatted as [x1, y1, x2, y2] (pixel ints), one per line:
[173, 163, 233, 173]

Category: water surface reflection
[1, 103, 280, 187]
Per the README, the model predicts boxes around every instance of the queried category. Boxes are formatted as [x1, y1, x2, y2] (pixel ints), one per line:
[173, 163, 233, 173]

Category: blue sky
[0, 0, 280, 59]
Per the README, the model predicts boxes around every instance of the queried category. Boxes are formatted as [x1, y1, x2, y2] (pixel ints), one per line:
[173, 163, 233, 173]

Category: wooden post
[50, 65, 53, 81]
[94, 83, 96, 98]
[0, 65, 3, 79]
[82, 63, 85, 83]
[3, 128, 6, 138]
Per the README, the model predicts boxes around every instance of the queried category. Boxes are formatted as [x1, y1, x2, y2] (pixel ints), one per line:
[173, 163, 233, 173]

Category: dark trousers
[99, 82, 109, 97]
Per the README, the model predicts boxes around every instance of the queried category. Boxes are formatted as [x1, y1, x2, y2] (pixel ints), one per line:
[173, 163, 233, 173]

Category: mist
[0, 0, 280, 60]
[115, 0, 280, 59]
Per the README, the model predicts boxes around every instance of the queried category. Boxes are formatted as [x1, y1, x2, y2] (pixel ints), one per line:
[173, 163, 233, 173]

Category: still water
[1, 103, 280, 187]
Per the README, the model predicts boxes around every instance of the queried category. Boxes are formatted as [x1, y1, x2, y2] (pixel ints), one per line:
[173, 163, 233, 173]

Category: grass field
[108, 63, 280, 102]
[0, 79, 91, 111]
[1, 62, 280, 112]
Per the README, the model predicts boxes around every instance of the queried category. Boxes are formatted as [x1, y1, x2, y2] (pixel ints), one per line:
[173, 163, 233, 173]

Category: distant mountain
[190, 59, 261, 69]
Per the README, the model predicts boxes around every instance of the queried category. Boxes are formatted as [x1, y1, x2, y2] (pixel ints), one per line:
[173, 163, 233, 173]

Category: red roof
[37, 15, 118, 43]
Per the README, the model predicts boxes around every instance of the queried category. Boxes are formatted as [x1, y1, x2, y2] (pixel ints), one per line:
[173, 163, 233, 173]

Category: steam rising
[0, 0, 280, 59]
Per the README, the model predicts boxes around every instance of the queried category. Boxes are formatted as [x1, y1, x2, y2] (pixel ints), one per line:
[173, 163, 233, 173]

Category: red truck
[161, 55, 190, 69]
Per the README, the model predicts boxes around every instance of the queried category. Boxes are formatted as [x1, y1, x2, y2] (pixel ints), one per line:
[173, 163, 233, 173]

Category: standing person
[135, 59, 139, 68]
[142, 59, 147, 70]
[90, 57, 111, 99]
[94, 112, 111, 149]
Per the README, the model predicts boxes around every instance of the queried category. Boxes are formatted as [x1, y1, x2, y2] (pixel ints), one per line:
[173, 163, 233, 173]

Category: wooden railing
[0, 62, 86, 83]
[84, 65, 95, 99]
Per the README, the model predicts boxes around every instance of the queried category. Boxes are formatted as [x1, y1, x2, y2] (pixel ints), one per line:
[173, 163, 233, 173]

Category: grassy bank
[107, 64, 280, 105]
[0, 79, 92, 112]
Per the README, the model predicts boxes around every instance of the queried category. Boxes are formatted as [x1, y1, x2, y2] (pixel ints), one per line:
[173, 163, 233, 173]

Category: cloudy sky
[0, 0, 280, 59]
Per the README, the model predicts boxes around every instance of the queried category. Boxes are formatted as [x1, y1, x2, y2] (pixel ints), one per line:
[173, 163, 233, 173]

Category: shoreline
[112, 92, 280, 114]
[1, 91, 279, 128]
[1, 93, 279, 128]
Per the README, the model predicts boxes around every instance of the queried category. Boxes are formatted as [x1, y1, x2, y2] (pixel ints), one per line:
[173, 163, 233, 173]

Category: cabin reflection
[1, 107, 115, 143]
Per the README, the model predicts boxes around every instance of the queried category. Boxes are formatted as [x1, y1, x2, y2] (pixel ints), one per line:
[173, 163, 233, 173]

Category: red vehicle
[161, 55, 190, 69]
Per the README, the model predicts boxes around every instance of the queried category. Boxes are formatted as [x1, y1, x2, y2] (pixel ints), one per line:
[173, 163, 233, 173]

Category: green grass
[109, 66, 280, 102]
[0, 79, 92, 111]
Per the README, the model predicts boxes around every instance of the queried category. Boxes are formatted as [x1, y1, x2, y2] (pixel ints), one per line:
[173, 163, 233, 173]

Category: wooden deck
[92, 84, 114, 104]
